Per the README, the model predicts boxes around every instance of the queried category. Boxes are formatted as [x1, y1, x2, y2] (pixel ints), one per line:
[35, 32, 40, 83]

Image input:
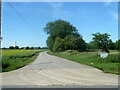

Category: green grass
[48, 50, 119, 75]
[2, 49, 42, 72]
[109, 50, 118, 52]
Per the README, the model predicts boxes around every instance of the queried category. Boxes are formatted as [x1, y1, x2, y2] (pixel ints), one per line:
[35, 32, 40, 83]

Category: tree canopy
[115, 39, 120, 50]
[92, 32, 111, 53]
[9, 46, 14, 49]
[44, 19, 86, 52]
[15, 46, 19, 49]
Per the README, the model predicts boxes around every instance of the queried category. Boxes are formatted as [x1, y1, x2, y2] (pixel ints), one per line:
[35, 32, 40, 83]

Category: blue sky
[2, 2, 118, 48]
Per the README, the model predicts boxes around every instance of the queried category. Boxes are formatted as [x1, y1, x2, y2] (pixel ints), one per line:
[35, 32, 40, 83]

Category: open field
[2, 49, 42, 72]
[48, 50, 119, 75]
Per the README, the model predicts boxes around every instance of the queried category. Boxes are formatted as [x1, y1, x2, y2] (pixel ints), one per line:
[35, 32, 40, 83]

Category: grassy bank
[2, 49, 41, 72]
[48, 50, 119, 75]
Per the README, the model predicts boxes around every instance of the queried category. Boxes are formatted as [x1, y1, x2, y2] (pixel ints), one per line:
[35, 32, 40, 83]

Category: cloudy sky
[2, 2, 118, 48]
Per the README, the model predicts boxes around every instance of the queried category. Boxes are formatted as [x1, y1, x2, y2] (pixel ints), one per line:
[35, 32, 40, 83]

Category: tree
[20, 47, 24, 49]
[108, 39, 115, 50]
[30, 47, 34, 49]
[44, 19, 86, 52]
[64, 35, 77, 50]
[44, 19, 79, 39]
[15, 46, 19, 49]
[46, 36, 55, 51]
[41, 47, 48, 49]
[52, 37, 65, 52]
[64, 35, 86, 51]
[115, 39, 120, 50]
[9, 46, 14, 49]
[86, 41, 98, 51]
[26, 46, 29, 50]
[37, 47, 41, 49]
[92, 32, 111, 53]
[3, 47, 7, 49]
[76, 37, 86, 51]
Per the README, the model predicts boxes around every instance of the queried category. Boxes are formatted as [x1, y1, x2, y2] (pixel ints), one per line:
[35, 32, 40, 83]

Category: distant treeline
[44, 19, 119, 53]
[86, 39, 120, 52]
[2, 46, 48, 50]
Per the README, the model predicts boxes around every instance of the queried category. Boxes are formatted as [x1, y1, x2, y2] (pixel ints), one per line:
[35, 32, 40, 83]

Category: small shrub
[2, 60, 10, 69]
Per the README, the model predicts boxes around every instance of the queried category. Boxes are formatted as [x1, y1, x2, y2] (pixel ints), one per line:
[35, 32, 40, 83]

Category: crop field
[48, 50, 119, 75]
[2, 49, 41, 72]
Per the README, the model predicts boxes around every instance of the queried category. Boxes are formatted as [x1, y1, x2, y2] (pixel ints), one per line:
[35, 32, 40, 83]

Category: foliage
[87, 39, 118, 51]
[86, 41, 98, 51]
[9, 46, 14, 49]
[26, 46, 30, 49]
[108, 39, 115, 50]
[64, 35, 86, 51]
[64, 35, 77, 50]
[15, 46, 19, 49]
[44, 19, 79, 38]
[92, 32, 111, 53]
[20, 47, 24, 49]
[46, 36, 55, 51]
[115, 39, 120, 50]
[44, 19, 86, 52]
[30, 47, 34, 49]
[52, 37, 65, 52]
[37, 47, 41, 49]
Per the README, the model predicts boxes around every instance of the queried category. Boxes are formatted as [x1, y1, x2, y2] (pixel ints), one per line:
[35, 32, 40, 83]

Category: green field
[2, 49, 41, 72]
[48, 50, 119, 75]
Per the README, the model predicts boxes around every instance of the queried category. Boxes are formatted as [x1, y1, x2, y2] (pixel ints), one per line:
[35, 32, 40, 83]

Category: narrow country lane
[2, 52, 118, 87]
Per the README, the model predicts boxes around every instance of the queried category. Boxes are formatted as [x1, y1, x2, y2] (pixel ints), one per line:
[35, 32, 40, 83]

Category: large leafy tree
[64, 35, 86, 51]
[44, 19, 86, 52]
[46, 36, 55, 51]
[64, 35, 77, 50]
[92, 32, 111, 53]
[44, 19, 79, 39]
[52, 37, 65, 52]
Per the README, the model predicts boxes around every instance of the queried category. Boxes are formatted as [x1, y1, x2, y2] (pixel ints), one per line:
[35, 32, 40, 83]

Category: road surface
[2, 52, 118, 87]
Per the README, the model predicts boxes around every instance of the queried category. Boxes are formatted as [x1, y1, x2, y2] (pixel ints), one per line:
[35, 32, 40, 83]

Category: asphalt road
[2, 52, 118, 87]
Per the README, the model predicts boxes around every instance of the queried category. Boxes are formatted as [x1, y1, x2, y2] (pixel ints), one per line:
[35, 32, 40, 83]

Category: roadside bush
[2, 58, 10, 69]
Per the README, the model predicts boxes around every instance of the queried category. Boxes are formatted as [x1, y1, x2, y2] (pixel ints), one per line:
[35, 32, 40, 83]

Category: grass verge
[2, 50, 41, 72]
[48, 50, 119, 75]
